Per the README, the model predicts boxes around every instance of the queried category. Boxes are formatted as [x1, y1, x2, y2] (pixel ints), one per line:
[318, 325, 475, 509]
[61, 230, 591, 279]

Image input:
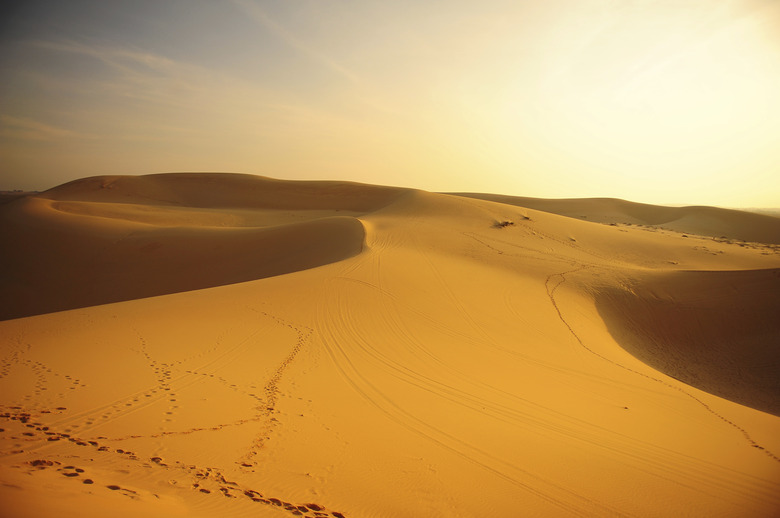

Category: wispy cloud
[229, 0, 361, 85]
[13, 37, 371, 145]
[30, 39, 178, 75]
[0, 114, 98, 141]
[28, 38, 203, 96]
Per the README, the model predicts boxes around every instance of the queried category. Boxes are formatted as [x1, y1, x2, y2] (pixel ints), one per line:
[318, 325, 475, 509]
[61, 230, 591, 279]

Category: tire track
[315, 248, 633, 517]
[545, 269, 780, 464]
[323, 216, 777, 511]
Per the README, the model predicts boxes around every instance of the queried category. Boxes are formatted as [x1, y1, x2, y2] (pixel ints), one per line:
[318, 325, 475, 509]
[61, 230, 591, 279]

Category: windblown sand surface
[1, 173, 779, 517]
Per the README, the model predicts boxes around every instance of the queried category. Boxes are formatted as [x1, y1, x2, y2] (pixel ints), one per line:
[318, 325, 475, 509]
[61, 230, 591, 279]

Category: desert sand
[1, 173, 779, 517]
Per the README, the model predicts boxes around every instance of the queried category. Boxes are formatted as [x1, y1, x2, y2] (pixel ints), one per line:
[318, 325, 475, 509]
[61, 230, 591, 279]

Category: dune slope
[0, 174, 405, 320]
[1, 174, 779, 518]
[453, 192, 780, 244]
[595, 268, 780, 417]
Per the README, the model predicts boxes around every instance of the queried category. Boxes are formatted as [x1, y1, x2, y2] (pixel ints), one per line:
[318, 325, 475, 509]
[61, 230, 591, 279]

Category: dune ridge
[1, 173, 779, 517]
[0, 174, 407, 321]
[40, 173, 407, 211]
[452, 192, 780, 244]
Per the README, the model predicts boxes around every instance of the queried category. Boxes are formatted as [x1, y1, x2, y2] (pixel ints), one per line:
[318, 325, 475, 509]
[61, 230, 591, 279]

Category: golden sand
[1, 173, 778, 517]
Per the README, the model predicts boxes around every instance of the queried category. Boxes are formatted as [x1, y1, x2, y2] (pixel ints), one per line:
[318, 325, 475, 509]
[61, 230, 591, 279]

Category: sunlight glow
[461, 2, 780, 203]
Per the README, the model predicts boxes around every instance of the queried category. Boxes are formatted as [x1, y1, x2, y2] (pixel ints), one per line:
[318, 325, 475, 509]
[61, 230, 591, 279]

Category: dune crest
[0, 174, 407, 320]
[40, 172, 407, 211]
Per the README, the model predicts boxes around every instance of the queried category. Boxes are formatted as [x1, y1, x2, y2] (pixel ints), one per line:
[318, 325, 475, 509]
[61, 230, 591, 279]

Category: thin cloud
[0, 115, 98, 141]
[30, 39, 178, 75]
[26, 38, 295, 108]
[14, 38, 367, 144]
[26, 39, 232, 110]
[230, 0, 361, 85]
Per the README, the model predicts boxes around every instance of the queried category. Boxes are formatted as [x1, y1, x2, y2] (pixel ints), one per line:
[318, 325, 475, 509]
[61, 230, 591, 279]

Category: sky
[1, 0, 779, 207]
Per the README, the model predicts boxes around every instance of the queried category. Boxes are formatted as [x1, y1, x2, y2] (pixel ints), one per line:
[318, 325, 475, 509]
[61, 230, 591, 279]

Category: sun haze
[2, 0, 779, 206]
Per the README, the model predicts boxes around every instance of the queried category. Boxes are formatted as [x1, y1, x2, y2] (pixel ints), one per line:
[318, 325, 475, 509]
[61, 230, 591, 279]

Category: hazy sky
[1, 0, 779, 206]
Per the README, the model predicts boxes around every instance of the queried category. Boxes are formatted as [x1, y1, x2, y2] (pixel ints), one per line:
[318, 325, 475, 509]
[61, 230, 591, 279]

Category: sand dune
[1, 174, 779, 517]
[40, 173, 406, 211]
[453, 192, 780, 244]
[0, 174, 405, 320]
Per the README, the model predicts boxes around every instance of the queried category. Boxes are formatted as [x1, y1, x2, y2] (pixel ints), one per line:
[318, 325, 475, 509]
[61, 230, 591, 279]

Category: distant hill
[450, 193, 780, 244]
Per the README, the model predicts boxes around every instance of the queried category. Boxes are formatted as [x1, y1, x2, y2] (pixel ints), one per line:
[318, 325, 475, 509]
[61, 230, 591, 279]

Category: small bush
[493, 220, 514, 228]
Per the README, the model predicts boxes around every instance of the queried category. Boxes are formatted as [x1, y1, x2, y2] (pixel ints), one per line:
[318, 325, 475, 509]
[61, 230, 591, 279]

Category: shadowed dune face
[0, 174, 407, 321]
[595, 269, 780, 416]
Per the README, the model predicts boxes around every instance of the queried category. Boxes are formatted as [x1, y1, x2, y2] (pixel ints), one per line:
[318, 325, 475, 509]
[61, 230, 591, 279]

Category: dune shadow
[0, 213, 366, 321]
[594, 269, 780, 417]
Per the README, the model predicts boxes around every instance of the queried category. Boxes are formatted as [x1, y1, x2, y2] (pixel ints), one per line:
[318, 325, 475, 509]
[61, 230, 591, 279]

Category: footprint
[29, 459, 56, 468]
[106, 484, 138, 498]
[59, 466, 85, 478]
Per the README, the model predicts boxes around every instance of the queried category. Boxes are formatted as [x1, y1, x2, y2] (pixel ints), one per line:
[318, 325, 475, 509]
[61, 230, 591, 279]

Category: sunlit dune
[454, 193, 780, 244]
[1, 173, 779, 518]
